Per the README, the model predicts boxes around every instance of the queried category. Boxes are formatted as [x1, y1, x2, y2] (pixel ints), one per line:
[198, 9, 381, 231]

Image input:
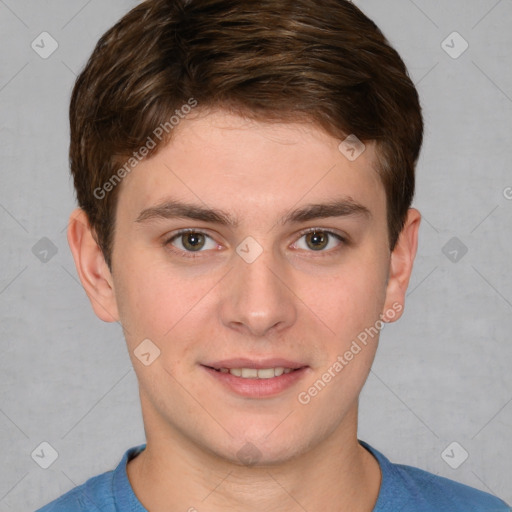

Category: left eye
[168, 231, 218, 252]
[293, 230, 344, 251]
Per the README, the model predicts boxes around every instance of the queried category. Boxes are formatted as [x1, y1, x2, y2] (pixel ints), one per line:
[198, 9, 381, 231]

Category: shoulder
[34, 470, 115, 512]
[389, 462, 510, 511]
[34, 444, 146, 512]
[360, 441, 511, 512]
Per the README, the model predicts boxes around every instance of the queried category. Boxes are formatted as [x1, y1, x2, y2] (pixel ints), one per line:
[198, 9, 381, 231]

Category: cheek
[303, 253, 388, 337]
[113, 253, 219, 345]
[301, 265, 386, 406]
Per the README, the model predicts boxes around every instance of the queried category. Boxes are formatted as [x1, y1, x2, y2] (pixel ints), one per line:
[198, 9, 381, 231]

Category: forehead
[116, 110, 385, 223]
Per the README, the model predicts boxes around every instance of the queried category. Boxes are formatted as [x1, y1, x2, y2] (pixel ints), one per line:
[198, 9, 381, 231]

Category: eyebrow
[135, 197, 371, 227]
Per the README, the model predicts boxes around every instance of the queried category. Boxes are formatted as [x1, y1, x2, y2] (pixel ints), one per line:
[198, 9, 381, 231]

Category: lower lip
[202, 365, 309, 398]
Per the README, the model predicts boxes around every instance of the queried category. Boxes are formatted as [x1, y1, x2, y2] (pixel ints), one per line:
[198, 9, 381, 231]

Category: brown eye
[181, 232, 206, 251]
[293, 229, 345, 253]
[305, 231, 329, 251]
[164, 230, 218, 258]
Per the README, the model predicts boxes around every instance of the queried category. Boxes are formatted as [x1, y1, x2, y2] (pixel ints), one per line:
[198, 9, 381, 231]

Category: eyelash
[163, 228, 347, 259]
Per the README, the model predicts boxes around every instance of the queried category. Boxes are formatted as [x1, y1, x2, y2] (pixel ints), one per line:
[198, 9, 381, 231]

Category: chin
[206, 424, 314, 468]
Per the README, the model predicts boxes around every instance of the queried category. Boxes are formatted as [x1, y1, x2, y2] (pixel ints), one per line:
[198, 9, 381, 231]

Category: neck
[127, 405, 381, 512]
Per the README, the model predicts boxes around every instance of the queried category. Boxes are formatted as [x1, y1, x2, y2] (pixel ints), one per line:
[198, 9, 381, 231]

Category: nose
[219, 246, 297, 338]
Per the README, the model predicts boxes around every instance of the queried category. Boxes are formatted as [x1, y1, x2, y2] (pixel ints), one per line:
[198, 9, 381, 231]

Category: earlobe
[381, 208, 421, 323]
[67, 208, 120, 323]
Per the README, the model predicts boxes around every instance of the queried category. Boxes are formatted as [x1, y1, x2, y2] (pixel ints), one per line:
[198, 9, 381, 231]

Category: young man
[36, 0, 510, 510]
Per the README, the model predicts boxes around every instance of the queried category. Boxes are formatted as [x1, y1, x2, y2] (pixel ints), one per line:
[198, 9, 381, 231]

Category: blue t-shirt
[35, 441, 510, 512]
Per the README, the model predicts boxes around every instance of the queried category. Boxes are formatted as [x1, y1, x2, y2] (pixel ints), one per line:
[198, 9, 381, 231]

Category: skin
[68, 109, 420, 512]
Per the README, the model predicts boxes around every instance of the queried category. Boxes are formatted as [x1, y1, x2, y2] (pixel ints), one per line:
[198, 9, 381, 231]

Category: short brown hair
[69, 0, 423, 270]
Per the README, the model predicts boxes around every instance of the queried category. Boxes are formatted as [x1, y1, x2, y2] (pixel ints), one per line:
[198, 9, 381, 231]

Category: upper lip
[203, 358, 307, 370]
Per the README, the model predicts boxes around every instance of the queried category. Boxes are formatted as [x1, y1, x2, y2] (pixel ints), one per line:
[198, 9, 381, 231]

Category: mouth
[201, 359, 309, 397]
[206, 366, 303, 379]
[207, 366, 301, 379]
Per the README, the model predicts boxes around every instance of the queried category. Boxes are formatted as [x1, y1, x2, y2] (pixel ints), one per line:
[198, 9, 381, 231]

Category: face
[76, 109, 417, 465]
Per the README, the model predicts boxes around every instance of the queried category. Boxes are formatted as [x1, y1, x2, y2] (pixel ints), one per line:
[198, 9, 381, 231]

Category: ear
[67, 208, 120, 322]
[381, 208, 421, 322]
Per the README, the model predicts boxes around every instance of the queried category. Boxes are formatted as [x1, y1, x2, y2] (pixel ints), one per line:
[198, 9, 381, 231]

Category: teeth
[241, 368, 258, 378]
[216, 367, 298, 378]
[255, 368, 274, 379]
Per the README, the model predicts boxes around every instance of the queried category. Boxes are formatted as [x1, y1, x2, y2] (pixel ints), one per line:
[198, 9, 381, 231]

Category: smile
[211, 367, 297, 379]
[202, 363, 309, 398]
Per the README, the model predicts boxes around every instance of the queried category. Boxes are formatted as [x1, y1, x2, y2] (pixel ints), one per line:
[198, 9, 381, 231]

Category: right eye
[164, 229, 219, 257]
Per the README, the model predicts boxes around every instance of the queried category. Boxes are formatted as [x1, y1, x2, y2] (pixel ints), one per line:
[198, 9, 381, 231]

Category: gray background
[0, 0, 511, 510]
